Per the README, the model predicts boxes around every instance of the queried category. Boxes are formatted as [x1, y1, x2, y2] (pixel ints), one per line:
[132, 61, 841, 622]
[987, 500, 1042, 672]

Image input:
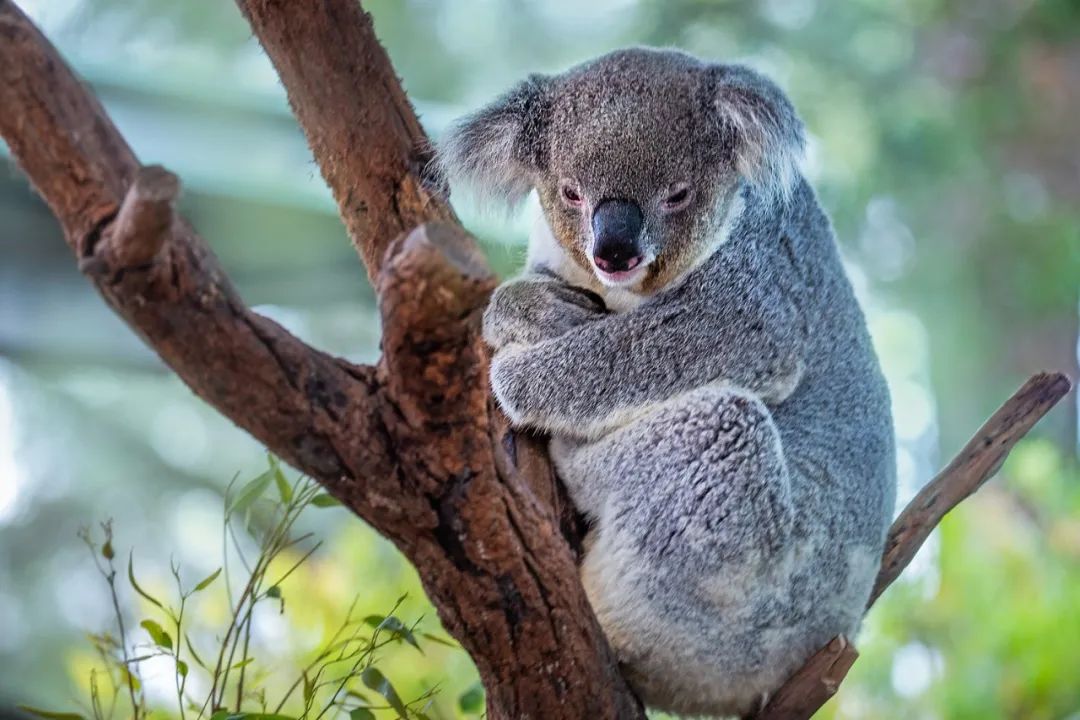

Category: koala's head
[436, 47, 804, 293]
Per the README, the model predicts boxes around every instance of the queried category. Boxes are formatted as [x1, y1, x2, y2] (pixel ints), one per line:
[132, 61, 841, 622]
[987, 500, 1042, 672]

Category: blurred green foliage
[1, 1, 1077, 719]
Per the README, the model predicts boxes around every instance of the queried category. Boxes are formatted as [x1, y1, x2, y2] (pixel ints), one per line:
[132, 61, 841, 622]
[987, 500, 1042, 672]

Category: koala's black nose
[592, 199, 644, 273]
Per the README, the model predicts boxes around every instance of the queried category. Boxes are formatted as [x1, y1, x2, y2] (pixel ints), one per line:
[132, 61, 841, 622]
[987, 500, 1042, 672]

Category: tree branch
[0, 1, 391, 499]
[1, 2, 642, 717]
[234, 0, 456, 279]
[752, 371, 1072, 720]
[3, 1, 1071, 718]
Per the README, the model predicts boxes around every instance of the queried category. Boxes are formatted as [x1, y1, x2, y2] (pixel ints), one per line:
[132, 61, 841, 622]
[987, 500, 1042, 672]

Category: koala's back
[756, 178, 896, 642]
[558, 182, 897, 717]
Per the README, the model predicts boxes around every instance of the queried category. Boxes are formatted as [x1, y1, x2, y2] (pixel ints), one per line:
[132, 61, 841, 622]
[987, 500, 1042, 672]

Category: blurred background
[1, 0, 1078, 718]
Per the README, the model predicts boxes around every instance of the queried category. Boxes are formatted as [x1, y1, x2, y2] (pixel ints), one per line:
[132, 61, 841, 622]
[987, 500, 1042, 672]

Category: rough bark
[0, 3, 639, 719]
[0, 2, 1072, 719]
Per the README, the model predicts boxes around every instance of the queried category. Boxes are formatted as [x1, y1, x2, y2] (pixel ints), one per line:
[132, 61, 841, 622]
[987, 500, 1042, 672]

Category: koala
[437, 47, 896, 718]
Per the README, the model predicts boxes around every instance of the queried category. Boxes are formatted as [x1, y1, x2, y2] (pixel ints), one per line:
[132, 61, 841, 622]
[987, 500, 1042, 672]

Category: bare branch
[754, 637, 859, 720]
[751, 371, 1072, 720]
[0, 0, 393, 502]
[869, 371, 1072, 605]
[235, 0, 457, 278]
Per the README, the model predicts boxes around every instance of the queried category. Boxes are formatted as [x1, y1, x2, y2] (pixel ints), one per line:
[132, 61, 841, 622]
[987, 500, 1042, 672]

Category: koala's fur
[437, 48, 896, 718]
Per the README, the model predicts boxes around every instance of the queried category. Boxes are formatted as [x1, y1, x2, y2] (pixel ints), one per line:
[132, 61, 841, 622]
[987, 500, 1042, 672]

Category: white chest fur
[525, 212, 646, 313]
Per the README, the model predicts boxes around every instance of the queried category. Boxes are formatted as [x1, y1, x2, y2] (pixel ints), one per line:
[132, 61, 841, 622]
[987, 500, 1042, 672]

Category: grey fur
[439, 48, 896, 718]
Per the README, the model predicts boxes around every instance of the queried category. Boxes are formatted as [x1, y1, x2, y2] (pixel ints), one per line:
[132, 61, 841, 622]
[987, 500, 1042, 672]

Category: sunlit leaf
[367, 615, 421, 652]
[458, 682, 485, 714]
[309, 494, 341, 508]
[228, 470, 274, 516]
[17, 707, 85, 720]
[360, 667, 407, 718]
[140, 619, 173, 650]
[231, 657, 255, 671]
[176, 659, 188, 677]
[193, 567, 222, 592]
[127, 552, 164, 610]
[420, 632, 458, 648]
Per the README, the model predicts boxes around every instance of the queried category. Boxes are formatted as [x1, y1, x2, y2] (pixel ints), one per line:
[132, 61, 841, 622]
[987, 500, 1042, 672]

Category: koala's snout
[591, 199, 644, 274]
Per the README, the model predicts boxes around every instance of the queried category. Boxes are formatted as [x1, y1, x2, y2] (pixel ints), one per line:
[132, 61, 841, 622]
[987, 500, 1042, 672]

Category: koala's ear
[706, 64, 805, 204]
[435, 74, 553, 207]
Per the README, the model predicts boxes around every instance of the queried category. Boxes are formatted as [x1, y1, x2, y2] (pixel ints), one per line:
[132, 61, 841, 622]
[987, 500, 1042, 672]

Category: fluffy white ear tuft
[434, 75, 552, 209]
[709, 64, 805, 205]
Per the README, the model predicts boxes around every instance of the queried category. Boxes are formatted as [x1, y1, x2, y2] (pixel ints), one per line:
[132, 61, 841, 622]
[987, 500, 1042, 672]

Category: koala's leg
[552, 387, 797, 717]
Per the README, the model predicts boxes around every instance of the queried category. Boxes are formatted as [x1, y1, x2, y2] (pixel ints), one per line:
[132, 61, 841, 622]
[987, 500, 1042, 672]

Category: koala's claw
[483, 276, 606, 350]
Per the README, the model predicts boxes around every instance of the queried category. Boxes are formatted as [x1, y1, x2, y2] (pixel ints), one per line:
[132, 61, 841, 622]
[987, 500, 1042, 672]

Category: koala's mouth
[590, 253, 654, 288]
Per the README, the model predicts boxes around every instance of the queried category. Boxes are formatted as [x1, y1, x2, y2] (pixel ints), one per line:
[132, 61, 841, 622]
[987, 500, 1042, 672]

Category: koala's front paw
[483, 278, 605, 350]
[489, 345, 533, 426]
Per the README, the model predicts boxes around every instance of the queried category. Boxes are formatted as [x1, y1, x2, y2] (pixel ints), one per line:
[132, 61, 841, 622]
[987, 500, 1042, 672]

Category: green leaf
[185, 634, 209, 670]
[458, 682, 485, 714]
[127, 553, 164, 610]
[228, 470, 274, 516]
[420, 632, 458, 648]
[270, 457, 293, 504]
[176, 659, 188, 678]
[140, 619, 173, 650]
[193, 567, 222, 592]
[309, 494, 341, 508]
[266, 585, 282, 599]
[231, 657, 255, 671]
[209, 711, 230, 720]
[370, 615, 421, 652]
[348, 710, 375, 720]
[17, 708, 85, 720]
[360, 667, 407, 718]
[302, 671, 314, 706]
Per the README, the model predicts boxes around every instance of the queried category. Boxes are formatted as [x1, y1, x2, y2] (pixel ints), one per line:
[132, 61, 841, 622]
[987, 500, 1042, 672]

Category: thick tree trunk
[0, 2, 1070, 719]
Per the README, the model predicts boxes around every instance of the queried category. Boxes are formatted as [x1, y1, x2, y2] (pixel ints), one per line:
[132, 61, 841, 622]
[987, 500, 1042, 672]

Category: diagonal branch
[753, 371, 1072, 720]
[0, 1, 392, 504]
[235, 0, 457, 279]
[2, 2, 643, 718]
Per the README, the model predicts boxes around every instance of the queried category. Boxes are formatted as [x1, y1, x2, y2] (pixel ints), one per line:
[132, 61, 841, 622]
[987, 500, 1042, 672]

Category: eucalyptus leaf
[309, 494, 341, 508]
[140, 618, 173, 650]
[17, 707, 86, 720]
[273, 467, 293, 504]
[360, 667, 408, 718]
[127, 552, 164, 610]
[458, 682, 485, 714]
[228, 470, 274, 516]
[193, 567, 222, 592]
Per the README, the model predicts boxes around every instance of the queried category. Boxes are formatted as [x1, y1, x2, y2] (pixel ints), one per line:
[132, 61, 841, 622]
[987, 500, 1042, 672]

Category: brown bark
[0, 2, 638, 719]
[0, 1, 1072, 719]
[751, 371, 1071, 720]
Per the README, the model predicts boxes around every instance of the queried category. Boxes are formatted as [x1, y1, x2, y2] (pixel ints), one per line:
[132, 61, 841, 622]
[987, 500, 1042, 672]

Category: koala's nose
[592, 199, 644, 273]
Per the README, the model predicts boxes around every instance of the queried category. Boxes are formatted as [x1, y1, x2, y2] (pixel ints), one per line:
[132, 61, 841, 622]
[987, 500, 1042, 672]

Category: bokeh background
[2, 0, 1079, 718]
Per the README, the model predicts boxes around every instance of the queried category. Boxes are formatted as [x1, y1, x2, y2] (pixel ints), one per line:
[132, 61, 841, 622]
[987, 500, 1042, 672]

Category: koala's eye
[559, 182, 584, 208]
[661, 184, 694, 213]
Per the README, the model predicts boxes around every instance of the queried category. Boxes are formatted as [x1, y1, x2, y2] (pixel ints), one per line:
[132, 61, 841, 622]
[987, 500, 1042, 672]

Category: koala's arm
[490, 268, 807, 435]
[483, 270, 608, 349]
